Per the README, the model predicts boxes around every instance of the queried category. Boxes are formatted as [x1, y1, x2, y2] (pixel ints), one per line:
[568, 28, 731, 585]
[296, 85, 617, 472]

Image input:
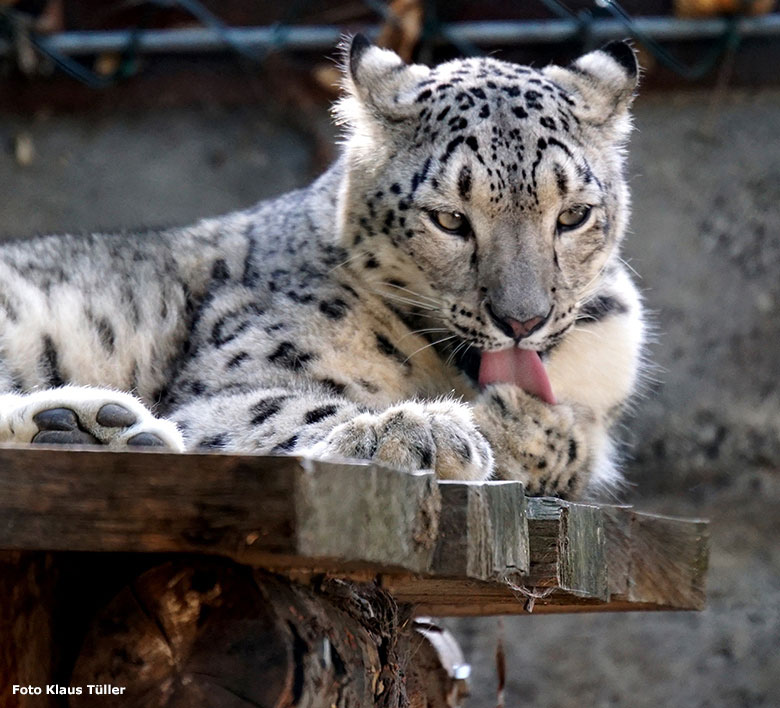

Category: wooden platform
[0, 445, 709, 615]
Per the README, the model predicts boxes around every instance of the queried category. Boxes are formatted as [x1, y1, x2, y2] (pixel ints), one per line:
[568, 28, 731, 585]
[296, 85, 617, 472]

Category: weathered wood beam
[432, 480, 529, 581]
[382, 505, 709, 615]
[0, 446, 709, 615]
[0, 446, 440, 574]
[621, 510, 709, 610]
[525, 497, 608, 600]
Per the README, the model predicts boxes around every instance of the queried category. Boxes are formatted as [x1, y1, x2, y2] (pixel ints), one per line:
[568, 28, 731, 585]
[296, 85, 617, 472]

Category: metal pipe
[0, 15, 779, 58]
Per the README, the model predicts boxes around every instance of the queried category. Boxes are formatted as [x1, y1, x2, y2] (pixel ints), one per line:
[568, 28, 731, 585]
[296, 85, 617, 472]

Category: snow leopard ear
[339, 34, 431, 126]
[543, 40, 639, 138]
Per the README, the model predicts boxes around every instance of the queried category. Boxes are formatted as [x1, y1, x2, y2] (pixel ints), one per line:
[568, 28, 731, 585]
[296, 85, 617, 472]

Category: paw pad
[127, 432, 165, 447]
[32, 408, 100, 445]
[33, 408, 79, 431]
[32, 429, 99, 445]
[96, 403, 137, 428]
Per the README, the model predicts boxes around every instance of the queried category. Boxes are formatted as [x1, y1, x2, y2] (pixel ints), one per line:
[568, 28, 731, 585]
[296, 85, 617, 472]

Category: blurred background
[1, 1, 778, 705]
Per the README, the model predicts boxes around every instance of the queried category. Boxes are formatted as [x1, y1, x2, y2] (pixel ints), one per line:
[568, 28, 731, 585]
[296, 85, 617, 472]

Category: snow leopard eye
[429, 210, 472, 237]
[557, 205, 592, 231]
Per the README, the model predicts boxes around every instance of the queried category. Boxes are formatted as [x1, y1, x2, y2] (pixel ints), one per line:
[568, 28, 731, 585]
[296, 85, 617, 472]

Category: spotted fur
[0, 38, 645, 498]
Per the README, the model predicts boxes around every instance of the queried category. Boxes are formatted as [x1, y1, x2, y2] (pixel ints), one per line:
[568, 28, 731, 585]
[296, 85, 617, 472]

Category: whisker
[445, 340, 469, 367]
[327, 250, 366, 274]
[380, 282, 442, 306]
[577, 259, 611, 301]
[397, 327, 451, 343]
[618, 256, 642, 280]
[371, 290, 439, 311]
[403, 335, 458, 365]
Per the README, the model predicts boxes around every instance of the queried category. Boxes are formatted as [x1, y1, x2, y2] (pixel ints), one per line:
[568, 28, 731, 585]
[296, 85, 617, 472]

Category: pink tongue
[478, 348, 557, 404]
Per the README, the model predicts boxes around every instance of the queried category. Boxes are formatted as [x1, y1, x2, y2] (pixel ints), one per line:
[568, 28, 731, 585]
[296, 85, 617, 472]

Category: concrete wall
[1, 89, 778, 706]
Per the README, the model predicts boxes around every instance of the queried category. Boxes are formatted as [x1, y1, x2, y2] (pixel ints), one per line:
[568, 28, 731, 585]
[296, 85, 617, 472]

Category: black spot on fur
[525, 90, 543, 109]
[272, 434, 299, 453]
[250, 396, 287, 426]
[319, 298, 349, 320]
[554, 164, 568, 196]
[457, 165, 472, 201]
[579, 295, 628, 322]
[374, 332, 408, 368]
[211, 303, 265, 348]
[568, 438, 578, 464]
[318, 378, 347, 396]
[357, 378, 380, 394]
[415, 88, 432, 103]
[41, 335, 65, 387]
[267, 342, 313, 371]
[441, 135, 464, 164]
[491, 393, 507, 415]
[451, 433, 472, 462]
[226, 351, 250, 368]
[304, 405, 339, 425]
[0, 291, 18, 322]
[198, 433, 229, 449]
[411, 157, 432, 193]
[417, 444, 434, 469]
[547, 136, 574, 159]
[94, 316, 115, 354]
[241, 231, 261, 287]
[365, 256, 380, 269]
[211, 259, 230, 281]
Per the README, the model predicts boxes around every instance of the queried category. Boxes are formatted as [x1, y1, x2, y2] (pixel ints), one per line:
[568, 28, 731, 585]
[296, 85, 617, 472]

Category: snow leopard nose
[486, 303, 549, 340]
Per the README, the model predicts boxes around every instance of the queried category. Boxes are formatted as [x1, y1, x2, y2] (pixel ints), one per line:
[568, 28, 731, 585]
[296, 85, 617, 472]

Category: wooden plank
[623, 511, 709, 610]
[0, 446, 439, 574]
[432, 480, 529, 581]
[380, 575, 682, 616]
[526, 497, 608, 600]
[0, 446, 709, 614]
[383, 506, 709, 616]
[600, 504, 634, 597]
[294, 459, 440, 573]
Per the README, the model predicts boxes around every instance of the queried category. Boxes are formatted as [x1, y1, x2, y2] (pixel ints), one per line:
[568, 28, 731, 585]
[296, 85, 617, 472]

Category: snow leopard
[0, 37, 645, 499]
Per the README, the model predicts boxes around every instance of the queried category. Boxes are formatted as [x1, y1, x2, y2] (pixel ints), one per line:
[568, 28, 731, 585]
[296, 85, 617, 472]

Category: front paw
[0, 386, 184, 451]
[303, 400, 493, 481]
[473, 383, 593, 498]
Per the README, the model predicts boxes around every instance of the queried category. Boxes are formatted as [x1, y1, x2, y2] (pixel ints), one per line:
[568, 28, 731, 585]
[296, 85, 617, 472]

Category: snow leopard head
[336, 36, 638, 354]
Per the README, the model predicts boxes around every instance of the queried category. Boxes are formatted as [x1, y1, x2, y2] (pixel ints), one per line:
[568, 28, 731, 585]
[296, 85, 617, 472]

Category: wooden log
[432, 480, 529, 581]
[0, 447, 440, 574]
[69, 560, 466, 707]
[0, 552, 57, 708]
